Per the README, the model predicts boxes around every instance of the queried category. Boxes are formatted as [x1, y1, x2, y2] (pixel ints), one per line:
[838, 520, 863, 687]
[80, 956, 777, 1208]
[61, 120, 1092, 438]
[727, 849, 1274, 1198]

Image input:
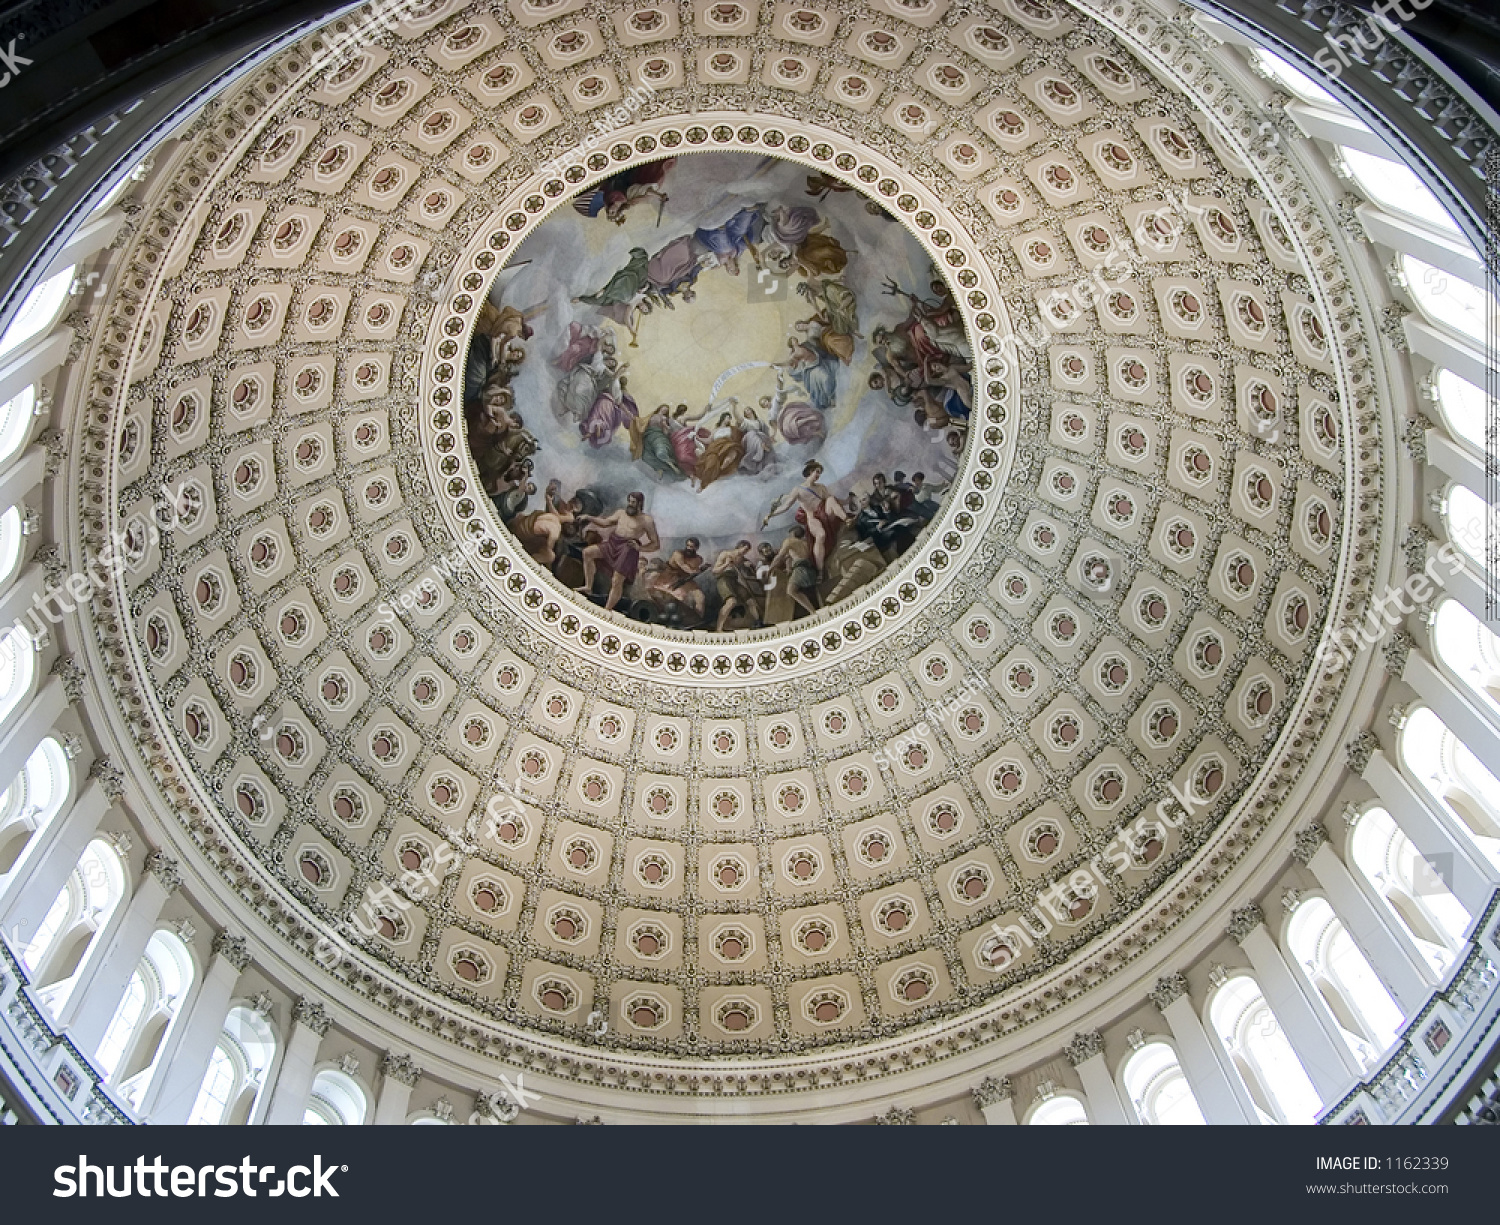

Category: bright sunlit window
[1339, 147, 1463, 234]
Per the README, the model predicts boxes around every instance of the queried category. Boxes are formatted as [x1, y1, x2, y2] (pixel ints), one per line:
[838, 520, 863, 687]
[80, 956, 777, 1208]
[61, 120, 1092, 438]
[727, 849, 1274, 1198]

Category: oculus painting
[464, 151, 973, 633]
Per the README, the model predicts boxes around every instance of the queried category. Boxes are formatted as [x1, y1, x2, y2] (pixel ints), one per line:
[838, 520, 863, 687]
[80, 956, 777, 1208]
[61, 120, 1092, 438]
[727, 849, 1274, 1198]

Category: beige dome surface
[66, 0, 1385, 1106]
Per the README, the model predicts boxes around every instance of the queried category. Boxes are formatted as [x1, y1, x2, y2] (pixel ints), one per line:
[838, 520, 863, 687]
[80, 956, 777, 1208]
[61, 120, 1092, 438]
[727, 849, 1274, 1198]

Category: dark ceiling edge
[1186, 0, 1498, 254]
[0, 0, 347, 183]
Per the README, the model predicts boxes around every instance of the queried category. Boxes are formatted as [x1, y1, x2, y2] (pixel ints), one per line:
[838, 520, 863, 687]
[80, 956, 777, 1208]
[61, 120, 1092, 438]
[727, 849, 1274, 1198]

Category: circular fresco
[464, 151, 973, 633]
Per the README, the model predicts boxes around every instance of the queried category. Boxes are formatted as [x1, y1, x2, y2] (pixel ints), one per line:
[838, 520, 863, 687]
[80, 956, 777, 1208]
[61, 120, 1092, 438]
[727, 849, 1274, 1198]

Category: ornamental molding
[1346, 730, 1377, 775]
[144, 848, 180, 893]
[1291, 821, 1330, 866]
[1227, 902, 1266, 943]
[1063, 1030, 1104, 1066]
[1147, 972, 1189, 1011]
[971, 1075, 1013, 1107]
[211, 931, 252, 971]
[41, 0, 1400, 1105]
[381, 1052, 422, 1087]
[293, 998, 332, 1037]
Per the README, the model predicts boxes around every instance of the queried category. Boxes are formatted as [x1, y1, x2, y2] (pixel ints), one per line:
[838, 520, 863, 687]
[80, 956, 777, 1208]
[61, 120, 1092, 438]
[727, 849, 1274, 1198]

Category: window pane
[0, 267, 74, 361]
[1252, 48, 1341, 105]
[1435, 369, 1486, 453]
[1402, 255, 1493, 343]
[1340, 148, 1462, 233]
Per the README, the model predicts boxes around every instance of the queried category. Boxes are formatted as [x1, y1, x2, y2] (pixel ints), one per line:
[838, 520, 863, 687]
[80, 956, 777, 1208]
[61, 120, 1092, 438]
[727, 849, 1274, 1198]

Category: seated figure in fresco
[737, 405, 776, 476]
[669, 404, 701, 478]
[882, 276, 967, 380]
[794, 278, 859, 364]
[693, 203, 766, 276]
[695, 407, 745, 490]
[763, 372, 824, 447]
[575, 491, 660, 613]
[630, 404, 687, 481]
[782, 335, 839, 413]
[641, 536, 708, 624]
[580, 367, 639, 448]
[642, 232, 712, 309]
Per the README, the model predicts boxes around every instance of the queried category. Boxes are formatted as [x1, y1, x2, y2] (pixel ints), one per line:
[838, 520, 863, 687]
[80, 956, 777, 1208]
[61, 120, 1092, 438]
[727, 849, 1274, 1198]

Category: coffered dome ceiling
[65, 0, 1385, 1104]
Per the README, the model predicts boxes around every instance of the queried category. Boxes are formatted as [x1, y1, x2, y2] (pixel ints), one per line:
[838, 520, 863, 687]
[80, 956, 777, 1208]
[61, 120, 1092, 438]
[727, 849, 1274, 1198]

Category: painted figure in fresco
[509, 479, 582, 571]
[572, 159, 675, 225]
[576, 247, 655, 345]
[642, 233, 712, 308]
[695, 408, 746, 490]
[795, 277, 859, 362]
[761, 460, 849, 573]
[629, 404, 687, 481]
[668, 404, 701, 478]
[763, 373, 824, 446]
[712, 541, 762, 631]
[693, 203, 766, 276]
[577, 491, 660, 611]
[768, 525, 820, 618]
[642, 536, 708, 622]
[882, 276, 967, 378]
[737, 406, 776, 476]
[553, 320, 614, 374]
[781, 335, 839, 413]
[580, 366, 638, 448]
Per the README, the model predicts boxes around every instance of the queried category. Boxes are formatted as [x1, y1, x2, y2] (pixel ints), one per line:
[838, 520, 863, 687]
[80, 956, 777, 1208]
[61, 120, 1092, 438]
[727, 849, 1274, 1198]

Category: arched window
[1121, 1041, 1206, 1124]
[303, 1069, 367, 1126]
[1401, 254, 1493, 343]
[1433, 369, 1486, 455]
[1026, 1095, 1089, 1125]
[1400, 705, 1500, 863]
[0, 736, 70, 878]
[1443, 485, 1494, 575]
[1286, 897, 1403, 1067]
[1210, 975, 1323, 1124]
[94, 930, 194, 1104]
[0, 506, 24, 591]
[23, 838, 125, 1006]
[0, 385, 36, 473]
[1350, 805, 1470, 970]
[1433, 598, 1500, 716]
[188, 1005, 277, 1126]
[0, 266, 75, 362]
[1337, 147, 1463, 234]
[0, 622, 36, 724]
[1251, 48, 1341, 105]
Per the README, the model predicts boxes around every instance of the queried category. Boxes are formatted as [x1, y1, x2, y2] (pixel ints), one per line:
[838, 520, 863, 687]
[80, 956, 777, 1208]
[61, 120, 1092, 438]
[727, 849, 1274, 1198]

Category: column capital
[1063, 1030, 1104, 1066]
[1227, 902, 1265, 944]
[49, 654, 86, 702]
[1292, 822, 1330, 866]
[144, 848, 181, 893]
[971, 1075, 1012, 1107]
[211, 931, 251, 971]
[292, 997, 333, 1036]
[1345, 730, 1377, 775]
[382, 1052, 422, 1087]
[1148, 972, 1189, 1011]
[875, 1106, 917, 1125]
[1383, 631, 1414, 676]
[87, 755, 124, 800]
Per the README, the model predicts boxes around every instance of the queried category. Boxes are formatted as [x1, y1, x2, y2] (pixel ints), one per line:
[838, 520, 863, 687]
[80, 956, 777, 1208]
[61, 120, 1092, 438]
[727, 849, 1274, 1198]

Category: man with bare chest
[577, 491, 660, 611]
